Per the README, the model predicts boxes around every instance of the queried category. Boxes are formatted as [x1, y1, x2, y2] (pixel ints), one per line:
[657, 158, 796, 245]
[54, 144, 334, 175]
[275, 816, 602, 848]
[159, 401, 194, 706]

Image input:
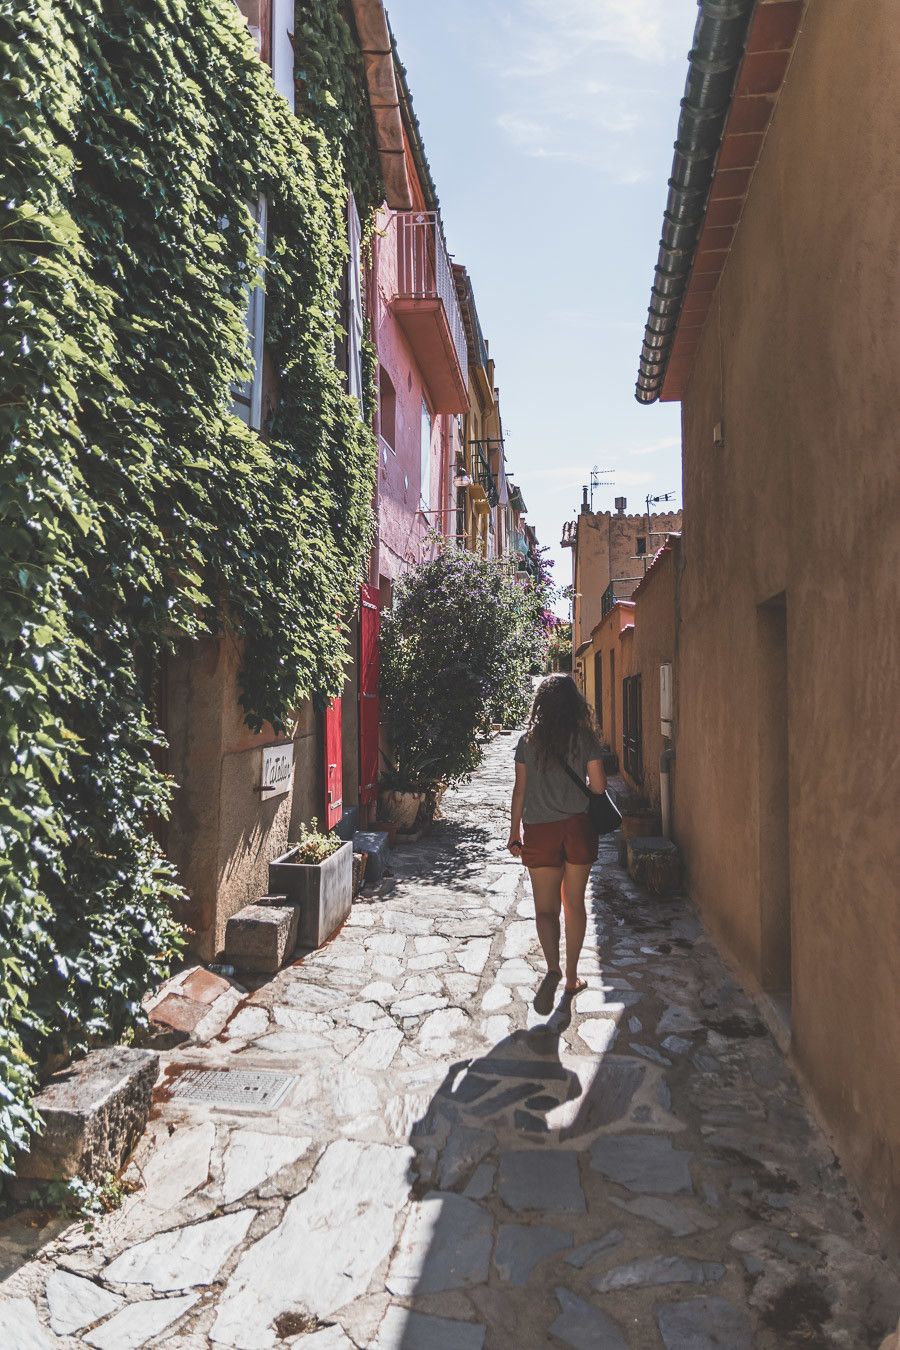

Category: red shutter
[324, 697, 343, 831]
[359, 584, 381, 805]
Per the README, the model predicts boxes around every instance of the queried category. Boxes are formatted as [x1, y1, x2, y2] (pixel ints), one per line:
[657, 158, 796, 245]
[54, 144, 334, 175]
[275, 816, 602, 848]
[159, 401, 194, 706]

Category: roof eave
[635, 0, 806, 405]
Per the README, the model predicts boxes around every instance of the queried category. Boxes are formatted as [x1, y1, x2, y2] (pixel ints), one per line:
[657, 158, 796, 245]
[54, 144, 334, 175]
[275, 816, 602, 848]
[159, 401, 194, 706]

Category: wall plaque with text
[260, 743, 294, 797]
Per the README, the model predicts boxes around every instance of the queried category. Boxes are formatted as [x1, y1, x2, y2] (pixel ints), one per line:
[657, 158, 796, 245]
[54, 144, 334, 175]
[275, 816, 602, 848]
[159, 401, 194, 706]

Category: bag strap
[555, 753, 592, 800]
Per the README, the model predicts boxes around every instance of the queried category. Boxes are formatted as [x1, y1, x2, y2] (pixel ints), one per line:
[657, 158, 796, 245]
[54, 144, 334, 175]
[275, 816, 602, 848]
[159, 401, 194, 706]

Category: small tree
[380, 547, 547, 791]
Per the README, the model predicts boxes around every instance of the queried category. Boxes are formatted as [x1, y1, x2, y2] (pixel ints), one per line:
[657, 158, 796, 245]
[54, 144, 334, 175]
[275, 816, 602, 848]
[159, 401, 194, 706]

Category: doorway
[757, 592, 791, 1017]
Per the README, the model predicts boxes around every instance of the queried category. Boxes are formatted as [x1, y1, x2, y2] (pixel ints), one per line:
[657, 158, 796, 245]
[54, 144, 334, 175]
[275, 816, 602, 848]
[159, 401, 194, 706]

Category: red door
[359, 584, 381, 806]
[324, 697, 343, 831]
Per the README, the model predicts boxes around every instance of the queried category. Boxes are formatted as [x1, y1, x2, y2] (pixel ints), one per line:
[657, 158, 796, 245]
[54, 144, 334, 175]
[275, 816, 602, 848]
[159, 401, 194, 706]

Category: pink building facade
[369, 207, 467, 600]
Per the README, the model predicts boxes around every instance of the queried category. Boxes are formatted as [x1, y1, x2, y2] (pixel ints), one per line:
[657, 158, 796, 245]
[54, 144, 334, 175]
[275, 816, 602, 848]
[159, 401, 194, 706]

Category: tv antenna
[590, 466, 614, 511]
[646, 490, 676, 523]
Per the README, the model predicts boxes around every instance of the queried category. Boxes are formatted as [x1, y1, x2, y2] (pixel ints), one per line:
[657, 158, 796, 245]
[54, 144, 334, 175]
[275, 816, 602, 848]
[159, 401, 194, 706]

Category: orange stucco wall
[586, 603, 635, 770]
[675, 0, 900, 1238]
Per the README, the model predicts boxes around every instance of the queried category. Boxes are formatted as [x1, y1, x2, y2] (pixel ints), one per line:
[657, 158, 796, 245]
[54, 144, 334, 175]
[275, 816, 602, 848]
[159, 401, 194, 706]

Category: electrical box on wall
[660, 662, 674, 737]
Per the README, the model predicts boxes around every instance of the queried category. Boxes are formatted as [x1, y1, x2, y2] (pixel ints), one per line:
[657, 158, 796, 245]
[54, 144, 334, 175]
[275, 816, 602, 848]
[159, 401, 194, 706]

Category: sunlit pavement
[2, 732, 898, 1349]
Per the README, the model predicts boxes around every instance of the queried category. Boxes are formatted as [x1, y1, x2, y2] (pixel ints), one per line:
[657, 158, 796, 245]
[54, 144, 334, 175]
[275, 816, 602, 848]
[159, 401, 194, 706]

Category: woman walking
[508, 674, 606, 1012]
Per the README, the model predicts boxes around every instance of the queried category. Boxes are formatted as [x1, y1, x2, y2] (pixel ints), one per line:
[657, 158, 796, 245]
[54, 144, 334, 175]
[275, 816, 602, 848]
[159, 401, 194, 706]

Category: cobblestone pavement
[2, 734, 898, 1348]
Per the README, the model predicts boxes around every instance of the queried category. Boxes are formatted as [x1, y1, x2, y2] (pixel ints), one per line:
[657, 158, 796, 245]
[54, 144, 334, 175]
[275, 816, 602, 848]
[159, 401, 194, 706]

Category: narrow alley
[3, 734, 897, 1349]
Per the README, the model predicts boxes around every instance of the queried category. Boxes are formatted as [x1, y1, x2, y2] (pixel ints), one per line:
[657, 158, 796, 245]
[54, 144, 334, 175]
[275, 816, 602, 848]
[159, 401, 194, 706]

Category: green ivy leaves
[0, 0, 378, 1173]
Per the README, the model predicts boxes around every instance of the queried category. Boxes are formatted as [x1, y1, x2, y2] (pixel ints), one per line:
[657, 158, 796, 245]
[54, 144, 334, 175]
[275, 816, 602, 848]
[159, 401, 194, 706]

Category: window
[346, 192, 364, 414]
[379, 367, 396, 450]
[420, 400, 432, 510]
[636, 536, 647, 556]
[270, 0, 294, 109]
[232, 195, 267, 431]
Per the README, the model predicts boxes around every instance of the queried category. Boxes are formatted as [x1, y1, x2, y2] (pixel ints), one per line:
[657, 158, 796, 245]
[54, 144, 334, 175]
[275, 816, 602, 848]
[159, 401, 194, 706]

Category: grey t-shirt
[514, 728, 604, 824]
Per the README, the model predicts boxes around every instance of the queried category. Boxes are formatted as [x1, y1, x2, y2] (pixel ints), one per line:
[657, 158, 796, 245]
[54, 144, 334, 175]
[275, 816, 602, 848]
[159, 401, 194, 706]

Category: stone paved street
[2, 733, 898, 1348]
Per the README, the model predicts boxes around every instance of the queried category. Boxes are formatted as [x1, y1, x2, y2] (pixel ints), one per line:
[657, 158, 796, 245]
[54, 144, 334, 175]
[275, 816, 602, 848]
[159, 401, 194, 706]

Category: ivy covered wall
[0, 0, 380, 1171]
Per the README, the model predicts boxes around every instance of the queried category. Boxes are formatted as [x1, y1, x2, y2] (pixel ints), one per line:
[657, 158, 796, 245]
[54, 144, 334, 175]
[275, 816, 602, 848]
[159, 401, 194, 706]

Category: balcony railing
[471, 441, 499, 507]
[395, 212, 468, 381]
[601, 577, 642, 617]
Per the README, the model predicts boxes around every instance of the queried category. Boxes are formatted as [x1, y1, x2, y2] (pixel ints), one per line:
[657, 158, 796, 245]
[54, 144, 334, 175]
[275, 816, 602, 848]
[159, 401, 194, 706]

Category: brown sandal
[561, 978, 587, 999]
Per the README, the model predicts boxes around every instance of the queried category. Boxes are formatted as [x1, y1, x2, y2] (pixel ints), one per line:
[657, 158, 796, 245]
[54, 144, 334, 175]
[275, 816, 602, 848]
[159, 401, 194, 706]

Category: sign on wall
[660, 663, 674, 738]
[261, 742, 294, 797]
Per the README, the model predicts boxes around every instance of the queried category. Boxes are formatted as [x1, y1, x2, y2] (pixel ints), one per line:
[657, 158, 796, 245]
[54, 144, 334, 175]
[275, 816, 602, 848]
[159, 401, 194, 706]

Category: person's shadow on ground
[391, 1021, 643, 1347]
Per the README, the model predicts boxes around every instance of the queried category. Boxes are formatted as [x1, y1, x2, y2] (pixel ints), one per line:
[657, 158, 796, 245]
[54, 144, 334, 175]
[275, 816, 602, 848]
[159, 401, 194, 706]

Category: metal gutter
[635, 0, 756, 404]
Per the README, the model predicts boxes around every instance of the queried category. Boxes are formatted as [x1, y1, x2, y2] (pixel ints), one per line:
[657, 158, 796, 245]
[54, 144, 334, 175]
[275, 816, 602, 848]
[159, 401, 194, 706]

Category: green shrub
[380, 548, 548, 790]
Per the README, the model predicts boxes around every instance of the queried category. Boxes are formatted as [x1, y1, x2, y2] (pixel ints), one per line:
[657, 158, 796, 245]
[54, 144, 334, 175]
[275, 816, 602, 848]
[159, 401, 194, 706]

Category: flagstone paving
[1, 733, 898, 1347]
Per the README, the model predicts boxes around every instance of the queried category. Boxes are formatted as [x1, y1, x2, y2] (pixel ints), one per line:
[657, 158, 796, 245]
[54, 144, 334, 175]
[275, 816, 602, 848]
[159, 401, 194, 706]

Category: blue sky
[386, 0, 698, 607]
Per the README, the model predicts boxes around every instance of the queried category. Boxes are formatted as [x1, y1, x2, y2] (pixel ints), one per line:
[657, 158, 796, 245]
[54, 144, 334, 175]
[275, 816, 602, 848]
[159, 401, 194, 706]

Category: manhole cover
[168, 1068, 295, 1111]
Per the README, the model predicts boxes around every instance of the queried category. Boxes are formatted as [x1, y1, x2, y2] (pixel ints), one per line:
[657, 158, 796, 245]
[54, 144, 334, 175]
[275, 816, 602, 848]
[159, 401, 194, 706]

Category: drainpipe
[660, 747, 675, 839]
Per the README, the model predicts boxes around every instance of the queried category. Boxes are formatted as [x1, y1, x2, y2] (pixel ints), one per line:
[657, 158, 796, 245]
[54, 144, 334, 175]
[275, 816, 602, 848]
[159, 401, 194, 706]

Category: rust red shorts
[521, 813, 598, 868]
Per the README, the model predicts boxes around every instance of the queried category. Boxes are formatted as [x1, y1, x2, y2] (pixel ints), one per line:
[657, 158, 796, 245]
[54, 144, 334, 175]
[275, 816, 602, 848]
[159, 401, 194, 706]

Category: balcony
[601, 577, 642, 617]
[471, 441, 500, 507]
[392, 212, 470, 414]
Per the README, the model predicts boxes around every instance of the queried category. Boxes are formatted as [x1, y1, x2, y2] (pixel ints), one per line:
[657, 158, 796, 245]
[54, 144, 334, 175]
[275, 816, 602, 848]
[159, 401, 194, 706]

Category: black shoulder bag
[559, 759, 622, 836]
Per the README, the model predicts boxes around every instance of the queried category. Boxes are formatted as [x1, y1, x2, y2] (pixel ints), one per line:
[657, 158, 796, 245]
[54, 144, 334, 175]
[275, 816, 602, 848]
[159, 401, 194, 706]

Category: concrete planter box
[268, 841, 353, 950]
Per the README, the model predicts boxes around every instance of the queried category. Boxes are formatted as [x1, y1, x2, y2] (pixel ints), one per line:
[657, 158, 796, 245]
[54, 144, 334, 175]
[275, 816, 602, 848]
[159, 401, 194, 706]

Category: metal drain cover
[168, 1068, 295, 1111]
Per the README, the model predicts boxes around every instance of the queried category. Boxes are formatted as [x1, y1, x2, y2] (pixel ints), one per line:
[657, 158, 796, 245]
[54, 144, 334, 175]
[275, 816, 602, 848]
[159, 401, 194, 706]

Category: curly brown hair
[525, 674, 596, 766]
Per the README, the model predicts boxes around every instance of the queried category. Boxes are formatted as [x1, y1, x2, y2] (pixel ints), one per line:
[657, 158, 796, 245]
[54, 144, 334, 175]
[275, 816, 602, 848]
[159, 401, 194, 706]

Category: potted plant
[268, 819, 353, 950]
[376, 750, 439, 833]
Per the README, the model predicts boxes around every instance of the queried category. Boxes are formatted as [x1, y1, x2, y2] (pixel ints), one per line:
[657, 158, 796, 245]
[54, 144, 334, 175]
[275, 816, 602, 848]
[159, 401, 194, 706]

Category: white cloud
[628, 434, 681, 456]
[503, 0, 687, 74]
[494, 0, 695, 180]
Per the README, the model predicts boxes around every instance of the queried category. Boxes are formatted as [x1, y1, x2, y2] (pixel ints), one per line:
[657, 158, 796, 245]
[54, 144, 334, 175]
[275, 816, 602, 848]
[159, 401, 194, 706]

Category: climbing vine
[0, 0, 381, 1171]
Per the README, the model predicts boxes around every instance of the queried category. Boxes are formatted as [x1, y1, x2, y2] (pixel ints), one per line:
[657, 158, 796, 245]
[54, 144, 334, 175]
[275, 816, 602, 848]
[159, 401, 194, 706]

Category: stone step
[353, 829, 391, 883]
[225, 902, 298, 975]
[15, 1046, 159, 1184]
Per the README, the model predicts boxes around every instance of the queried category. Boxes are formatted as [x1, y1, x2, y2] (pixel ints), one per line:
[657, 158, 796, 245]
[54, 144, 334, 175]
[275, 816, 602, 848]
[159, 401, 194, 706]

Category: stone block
[352, 852, 366, 898]
[626, 836, 682, 895]
[269, 841, 354, 949]
[353, 830, 391, 882]
[16, 1047, 159, 1184]
[334, 806, 359, 841]
[225, 904, 298, 975]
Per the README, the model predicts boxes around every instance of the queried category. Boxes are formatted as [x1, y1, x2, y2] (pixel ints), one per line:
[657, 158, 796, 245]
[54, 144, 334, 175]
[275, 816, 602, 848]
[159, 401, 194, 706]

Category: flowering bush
[380, 547, 548, 789]
[547, 621, 573, 671]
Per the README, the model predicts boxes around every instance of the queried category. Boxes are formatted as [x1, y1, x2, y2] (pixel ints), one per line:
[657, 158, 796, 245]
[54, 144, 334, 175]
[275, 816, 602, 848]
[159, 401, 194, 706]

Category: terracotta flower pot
[377, 789, 424, 832]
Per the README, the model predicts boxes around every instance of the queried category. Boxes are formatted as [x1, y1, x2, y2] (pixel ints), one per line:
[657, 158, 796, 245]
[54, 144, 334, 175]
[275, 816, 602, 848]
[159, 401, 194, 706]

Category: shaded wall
[675, 0, 900, 1237]
[166, 636, 319, 960]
